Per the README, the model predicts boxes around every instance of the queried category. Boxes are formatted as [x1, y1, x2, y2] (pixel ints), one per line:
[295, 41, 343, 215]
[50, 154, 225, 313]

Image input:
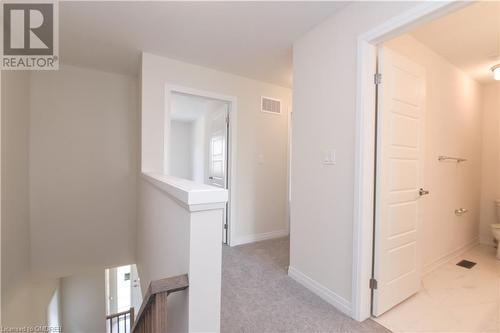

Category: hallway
[221, 237, 389, 332]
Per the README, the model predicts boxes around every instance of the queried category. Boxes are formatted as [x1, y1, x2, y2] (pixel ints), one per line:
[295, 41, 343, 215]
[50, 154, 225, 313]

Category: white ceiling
[410, 2, 500, 84]
[59, 1, 348, 87]
[171, 92, 227, 122]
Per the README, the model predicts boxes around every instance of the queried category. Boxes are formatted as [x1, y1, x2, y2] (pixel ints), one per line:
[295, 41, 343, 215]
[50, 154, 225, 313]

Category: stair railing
[131, 274, 189, 333]
[106, 307, 134, 333]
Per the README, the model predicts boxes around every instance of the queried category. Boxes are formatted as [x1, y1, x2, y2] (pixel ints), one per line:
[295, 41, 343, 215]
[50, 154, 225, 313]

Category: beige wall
[169, 120, 193, 179]
[141, 53, 291, 244]
[480, 82, 500, 244]
[1, 71, 33, 326]
[1, 72, 59, 326]
[29, 65, 139, 278]
[385, 35, 483, 271]
[60, 268, 106, 333]
[290, 1, 427, 307]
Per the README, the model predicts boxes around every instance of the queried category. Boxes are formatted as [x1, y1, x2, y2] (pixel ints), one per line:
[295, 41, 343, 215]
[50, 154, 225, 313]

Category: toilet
[491, 200, 500, 259]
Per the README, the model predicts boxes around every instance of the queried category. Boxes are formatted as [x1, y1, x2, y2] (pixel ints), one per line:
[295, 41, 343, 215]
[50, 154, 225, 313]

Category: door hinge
[224, 224, 228, 230]
[374, 73, 382, 85]
[369, 278, 378, 290]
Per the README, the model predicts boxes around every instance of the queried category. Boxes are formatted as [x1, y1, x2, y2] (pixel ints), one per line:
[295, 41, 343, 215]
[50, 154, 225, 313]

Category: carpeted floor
[221, 237, 391, 333]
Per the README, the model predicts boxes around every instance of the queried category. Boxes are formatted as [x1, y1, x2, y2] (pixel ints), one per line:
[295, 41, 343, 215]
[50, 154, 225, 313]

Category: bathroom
[370, 2, 500, 332]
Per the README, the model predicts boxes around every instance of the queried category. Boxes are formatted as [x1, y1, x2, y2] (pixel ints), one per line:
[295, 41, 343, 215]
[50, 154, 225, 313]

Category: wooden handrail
[131, 274, 189, 333]
[107, 308, 134, 320]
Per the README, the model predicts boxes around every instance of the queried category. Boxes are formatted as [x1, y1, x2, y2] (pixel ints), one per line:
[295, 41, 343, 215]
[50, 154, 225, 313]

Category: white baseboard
[422, 237, 479, 276]
[288, 266, 352, 317]
[479, 237, 495, 247]
[230, 229, 289, 246]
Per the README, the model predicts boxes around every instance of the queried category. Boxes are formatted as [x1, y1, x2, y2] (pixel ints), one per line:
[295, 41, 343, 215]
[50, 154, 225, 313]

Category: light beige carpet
[221, 237, 391, 333]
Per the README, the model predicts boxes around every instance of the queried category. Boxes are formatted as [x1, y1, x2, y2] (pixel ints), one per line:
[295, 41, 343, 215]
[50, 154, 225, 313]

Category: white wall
[47, 284, 62, 329]
[191, 115, 206, 183]
[384, 35, 483, 271]
[29, 65, 139, 278]
[290, 1, 426, 309]
[137, 175, 225, 332]
[137, 179, 190, 332]
[480, 82, 500, 245]
[141, 53, 291, 243]
[169, 120, 194, 179]
[30, 278, 61, 326]
[61, 268, 106, 333]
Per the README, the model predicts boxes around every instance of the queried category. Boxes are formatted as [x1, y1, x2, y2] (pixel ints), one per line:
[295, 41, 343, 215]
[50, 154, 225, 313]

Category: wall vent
[261, 96, 281, 115]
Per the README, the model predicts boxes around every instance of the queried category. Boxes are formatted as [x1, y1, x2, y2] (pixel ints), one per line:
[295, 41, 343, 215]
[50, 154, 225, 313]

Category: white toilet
[491, 200, 500, 259]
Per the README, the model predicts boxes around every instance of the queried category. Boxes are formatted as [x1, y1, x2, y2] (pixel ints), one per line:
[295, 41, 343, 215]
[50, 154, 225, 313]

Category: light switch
[257, 154, 265, 165]
[322, 150, 336, 165]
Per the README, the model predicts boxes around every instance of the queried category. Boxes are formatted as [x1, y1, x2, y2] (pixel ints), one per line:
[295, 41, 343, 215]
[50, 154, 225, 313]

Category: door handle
[209, 177, 214, 180]
[419, 188, 430, 196]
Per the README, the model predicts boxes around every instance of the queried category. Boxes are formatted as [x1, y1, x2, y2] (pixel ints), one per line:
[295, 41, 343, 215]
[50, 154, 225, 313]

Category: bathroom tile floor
[374, 244, 500, 333]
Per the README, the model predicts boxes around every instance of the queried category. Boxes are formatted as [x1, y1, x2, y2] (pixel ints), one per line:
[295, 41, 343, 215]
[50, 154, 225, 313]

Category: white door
[130, 264, 142, 314]
[206, 104, 229, 243]
[372, 47, 426, 316]
[106, 268, 118, 315]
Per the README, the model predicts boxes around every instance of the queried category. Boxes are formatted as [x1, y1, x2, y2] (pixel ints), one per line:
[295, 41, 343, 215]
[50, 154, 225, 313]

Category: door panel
[206, 104, 229, 243]
[207, 107, 228, 189]
[372, 47, 426, 316]
[130, 264, 142, 314]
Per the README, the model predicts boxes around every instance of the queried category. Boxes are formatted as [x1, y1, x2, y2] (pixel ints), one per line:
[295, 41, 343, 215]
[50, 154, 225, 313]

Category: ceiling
[59, 1, 348, 88]
[410, 2, 500, 84]
[171, 92, 227, 122]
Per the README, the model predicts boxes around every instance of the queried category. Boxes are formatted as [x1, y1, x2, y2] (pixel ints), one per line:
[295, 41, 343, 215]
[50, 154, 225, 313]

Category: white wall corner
[288, 266, 352, 317]
[422, 237, 480, 276]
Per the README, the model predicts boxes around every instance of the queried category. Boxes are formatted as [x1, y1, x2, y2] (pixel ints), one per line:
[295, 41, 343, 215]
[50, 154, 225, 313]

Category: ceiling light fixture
[492, 64, 500, 81]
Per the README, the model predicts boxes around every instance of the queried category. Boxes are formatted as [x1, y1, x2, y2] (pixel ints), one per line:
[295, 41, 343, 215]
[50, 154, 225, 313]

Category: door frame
[164, 84, 237, 246]
[351, 1, 470, 321]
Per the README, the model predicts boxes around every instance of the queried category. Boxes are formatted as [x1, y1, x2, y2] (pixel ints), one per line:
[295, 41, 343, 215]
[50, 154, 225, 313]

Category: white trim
[286, 108, 293, 233]
[288, 266, 351, 317]
[164, 84, 238, 246]
[422, 238, 479, 276]
[231, 229, 289, 246]
[480, 239, 495, 247]
[351, 1, 472, 322]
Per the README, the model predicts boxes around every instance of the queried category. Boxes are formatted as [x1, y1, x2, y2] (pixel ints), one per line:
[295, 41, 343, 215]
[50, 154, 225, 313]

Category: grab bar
[438, 156, 467, 163]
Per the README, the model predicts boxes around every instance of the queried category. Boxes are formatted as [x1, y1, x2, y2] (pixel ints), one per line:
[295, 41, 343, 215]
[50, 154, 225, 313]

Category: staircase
[106, 274, 189, 333]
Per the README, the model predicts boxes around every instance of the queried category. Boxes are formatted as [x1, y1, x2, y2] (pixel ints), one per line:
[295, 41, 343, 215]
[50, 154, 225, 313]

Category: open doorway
[354, 2, 500, 331]
[352, 1, 500, 330]
[167, 90, 232, 244]
[105, 264, 142, 332]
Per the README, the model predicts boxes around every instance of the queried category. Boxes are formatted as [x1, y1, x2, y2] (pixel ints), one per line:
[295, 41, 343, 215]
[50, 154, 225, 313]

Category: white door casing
[372, 47, 426, 316]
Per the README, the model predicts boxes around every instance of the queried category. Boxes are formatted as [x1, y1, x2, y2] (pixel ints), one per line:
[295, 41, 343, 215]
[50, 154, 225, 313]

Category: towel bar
[438, 156, 467, 163]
